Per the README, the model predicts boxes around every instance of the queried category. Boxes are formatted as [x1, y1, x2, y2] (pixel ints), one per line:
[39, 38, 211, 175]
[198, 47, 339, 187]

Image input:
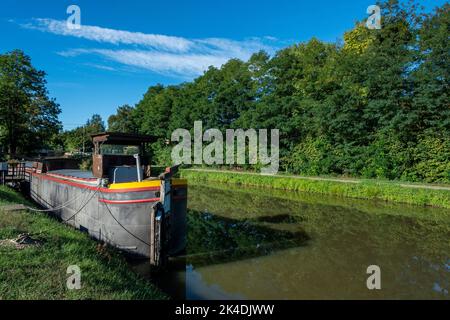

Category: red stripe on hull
[47, 173, 98, 183]
[31, 172, 160, 193]
[99, 198, 160, 205]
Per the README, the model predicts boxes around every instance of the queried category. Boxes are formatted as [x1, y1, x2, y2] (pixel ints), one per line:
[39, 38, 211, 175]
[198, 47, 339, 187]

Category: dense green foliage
[181, 169, 450, 209]
[0, 50, 61, 157]
[0, 186, 166, 300]
[105, 1, 449, 183]
[107, 105, 137, 133]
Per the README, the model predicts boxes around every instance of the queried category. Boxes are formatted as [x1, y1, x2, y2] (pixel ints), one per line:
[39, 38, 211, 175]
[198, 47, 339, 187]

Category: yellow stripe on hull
[109, 178, 188, 190]
[172, 179, 188, 186]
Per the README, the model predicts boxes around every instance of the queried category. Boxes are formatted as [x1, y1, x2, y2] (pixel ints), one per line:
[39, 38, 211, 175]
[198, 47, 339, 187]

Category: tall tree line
[107, 1, 448, 182]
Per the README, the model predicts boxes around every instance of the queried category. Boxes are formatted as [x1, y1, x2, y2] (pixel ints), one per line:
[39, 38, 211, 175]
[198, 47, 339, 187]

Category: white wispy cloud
[24, 18, 193, 52]
[59, 49, 230, 77]
[83, 63, 117, 72]
[21, 18, 281, 78]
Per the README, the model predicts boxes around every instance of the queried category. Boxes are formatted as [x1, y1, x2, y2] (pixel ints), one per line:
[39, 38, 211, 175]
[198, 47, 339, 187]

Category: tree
[0, 50, 61, 157]
[108, 105, 137, 133]
[86, 114, 106, 134]
[404, 3, 450, 182]
[134, 84, 172, 138]
[411, 3, 449, 133]
[63, 114, 105, 153]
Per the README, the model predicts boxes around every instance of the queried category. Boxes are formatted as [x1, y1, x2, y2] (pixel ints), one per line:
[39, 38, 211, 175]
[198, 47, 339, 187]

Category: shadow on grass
[0, 186, 30, 205]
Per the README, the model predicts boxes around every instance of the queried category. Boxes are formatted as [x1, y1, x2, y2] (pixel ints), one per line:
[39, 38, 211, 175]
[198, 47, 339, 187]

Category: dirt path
[0, 204, 27, 211]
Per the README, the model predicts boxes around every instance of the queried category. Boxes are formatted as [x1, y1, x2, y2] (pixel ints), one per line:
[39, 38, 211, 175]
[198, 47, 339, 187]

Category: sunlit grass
[0, 186, 167, 300]
[181, 170, 450, 209]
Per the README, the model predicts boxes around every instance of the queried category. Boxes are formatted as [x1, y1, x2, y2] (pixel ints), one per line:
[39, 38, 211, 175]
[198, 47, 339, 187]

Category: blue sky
[0, 0, 445, 130]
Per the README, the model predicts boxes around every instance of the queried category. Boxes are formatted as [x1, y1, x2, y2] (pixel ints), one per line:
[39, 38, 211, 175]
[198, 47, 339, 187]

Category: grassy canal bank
[0, 186, 167, 300]
[181, 169, 450, 209]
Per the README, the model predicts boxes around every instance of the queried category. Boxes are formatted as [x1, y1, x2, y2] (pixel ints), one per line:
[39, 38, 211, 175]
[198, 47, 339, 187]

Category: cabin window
[100, 144, 140, 156]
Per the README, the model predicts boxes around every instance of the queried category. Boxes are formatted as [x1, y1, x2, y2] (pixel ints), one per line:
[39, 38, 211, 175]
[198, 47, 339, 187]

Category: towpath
[184, 168, 450, 191]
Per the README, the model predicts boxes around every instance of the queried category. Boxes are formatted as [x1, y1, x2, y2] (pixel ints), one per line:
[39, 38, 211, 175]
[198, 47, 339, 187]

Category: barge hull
[30, 171, 187, 258]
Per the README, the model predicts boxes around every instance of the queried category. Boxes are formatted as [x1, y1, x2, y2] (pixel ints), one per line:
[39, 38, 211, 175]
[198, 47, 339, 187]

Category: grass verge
[0, 186, 167, 300]
[181, 170, 450, 209]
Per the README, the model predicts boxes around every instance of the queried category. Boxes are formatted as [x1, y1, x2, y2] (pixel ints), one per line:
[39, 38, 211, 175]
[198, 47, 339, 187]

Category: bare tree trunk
[7, 114, 16, 159]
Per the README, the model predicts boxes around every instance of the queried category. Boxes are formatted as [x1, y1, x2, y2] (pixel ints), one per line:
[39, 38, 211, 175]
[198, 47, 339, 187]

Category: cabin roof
[91, 132, 157, 145]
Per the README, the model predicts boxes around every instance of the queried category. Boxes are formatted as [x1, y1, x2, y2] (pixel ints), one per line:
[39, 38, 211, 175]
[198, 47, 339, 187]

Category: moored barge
[27, 132, 187, 267]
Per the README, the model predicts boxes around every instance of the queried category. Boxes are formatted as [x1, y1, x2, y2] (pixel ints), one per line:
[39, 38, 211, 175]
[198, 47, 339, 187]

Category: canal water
[133, 183, 450, 300]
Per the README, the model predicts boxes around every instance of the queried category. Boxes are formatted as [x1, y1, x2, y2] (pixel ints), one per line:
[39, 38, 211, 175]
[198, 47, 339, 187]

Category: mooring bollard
[149, 165, 180, 268]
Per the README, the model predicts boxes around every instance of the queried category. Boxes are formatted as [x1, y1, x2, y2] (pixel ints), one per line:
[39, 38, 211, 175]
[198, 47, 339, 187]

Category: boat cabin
[91, 132, 157, 183]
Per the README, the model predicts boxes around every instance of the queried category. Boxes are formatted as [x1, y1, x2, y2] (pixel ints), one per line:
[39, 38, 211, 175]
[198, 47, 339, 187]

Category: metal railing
[0, 162, 27, 185]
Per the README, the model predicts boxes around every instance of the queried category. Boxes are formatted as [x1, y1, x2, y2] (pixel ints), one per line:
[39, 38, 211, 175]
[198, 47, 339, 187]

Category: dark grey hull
[29, 172, 187, 258]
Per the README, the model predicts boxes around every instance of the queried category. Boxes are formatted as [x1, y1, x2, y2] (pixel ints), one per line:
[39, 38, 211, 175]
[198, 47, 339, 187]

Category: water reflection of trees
[187, 209, 309, 267]
[187, 184, 450, 299]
